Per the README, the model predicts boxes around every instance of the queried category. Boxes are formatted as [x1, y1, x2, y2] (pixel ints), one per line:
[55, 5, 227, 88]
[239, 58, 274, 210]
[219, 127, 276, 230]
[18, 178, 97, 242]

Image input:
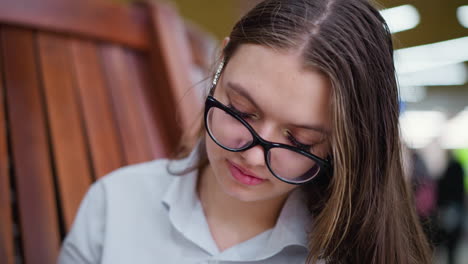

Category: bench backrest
[0, 0, 209, 263]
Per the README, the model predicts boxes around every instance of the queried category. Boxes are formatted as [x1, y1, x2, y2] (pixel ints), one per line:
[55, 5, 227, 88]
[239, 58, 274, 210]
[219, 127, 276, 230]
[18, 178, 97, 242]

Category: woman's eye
[228, 104, 257, 119]
[285, 131, 313, 151]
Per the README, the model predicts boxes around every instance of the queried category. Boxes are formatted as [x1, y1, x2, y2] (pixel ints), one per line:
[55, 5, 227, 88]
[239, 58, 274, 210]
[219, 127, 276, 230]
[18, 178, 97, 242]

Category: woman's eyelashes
[285, 130, 314, 151]
[227, 103, 258, 120]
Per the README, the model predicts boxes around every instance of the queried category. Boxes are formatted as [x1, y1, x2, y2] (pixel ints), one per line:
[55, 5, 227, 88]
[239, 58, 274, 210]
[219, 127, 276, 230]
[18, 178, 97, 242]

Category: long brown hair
[172, 0, 432, 263]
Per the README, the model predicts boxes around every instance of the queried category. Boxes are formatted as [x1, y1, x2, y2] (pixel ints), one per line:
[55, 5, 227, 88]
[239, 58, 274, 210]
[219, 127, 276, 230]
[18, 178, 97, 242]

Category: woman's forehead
[224, 44, 328, 91]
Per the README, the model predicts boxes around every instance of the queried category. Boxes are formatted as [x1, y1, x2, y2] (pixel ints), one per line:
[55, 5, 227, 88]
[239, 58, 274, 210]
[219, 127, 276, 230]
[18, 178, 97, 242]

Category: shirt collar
[162, 145, 220, 254]
[267, 188, 309, 250]
[162, 147, 310, 260]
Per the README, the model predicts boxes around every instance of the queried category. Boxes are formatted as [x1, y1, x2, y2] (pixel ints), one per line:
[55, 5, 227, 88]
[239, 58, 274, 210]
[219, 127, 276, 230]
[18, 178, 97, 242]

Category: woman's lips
[228, 161, 265, 186]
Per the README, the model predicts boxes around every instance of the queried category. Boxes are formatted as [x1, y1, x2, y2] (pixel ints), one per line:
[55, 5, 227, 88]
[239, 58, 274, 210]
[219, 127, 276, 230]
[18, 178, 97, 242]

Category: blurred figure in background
[403, 145, 438, 245]
[436, 152, 465, 264]
[412, 150, 437, 221]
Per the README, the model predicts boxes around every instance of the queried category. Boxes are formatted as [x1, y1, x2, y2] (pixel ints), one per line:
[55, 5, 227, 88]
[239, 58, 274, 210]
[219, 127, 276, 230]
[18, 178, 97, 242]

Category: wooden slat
[70, 39, 125, 179]
[146, 2, 203, 151]
[1, 26, 60, 264]
[37, 33, 93, 231]
[0, 26, 14, 264]
[100, 44, 154, 165]
[125, 50, 171, 160]
[0, 0, 150, 50]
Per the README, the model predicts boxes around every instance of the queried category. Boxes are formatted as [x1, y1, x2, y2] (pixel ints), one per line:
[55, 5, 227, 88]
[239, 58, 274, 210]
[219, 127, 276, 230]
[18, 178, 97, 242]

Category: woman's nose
[240, 144, 266, 167]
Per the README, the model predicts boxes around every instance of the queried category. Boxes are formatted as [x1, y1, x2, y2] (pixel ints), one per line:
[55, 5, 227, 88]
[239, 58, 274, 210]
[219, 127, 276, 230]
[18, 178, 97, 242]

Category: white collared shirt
[58, 153, 314, 264]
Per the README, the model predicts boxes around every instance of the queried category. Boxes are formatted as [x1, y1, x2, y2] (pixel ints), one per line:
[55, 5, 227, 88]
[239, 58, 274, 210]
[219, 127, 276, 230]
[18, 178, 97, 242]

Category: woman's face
[205, 44, 332, 202]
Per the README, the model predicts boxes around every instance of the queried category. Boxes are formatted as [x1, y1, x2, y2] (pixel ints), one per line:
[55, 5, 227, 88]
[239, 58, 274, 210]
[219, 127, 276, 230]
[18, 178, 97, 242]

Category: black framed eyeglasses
[204, 62, 332, 185]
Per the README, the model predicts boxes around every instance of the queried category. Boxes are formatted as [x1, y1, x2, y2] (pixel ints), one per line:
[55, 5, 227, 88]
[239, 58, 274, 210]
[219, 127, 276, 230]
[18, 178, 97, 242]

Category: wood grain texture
[0, 26, 14, 264]
[146, 2, 203, 152]
[37, 32, 93, 231]
[1, 26, 60, 264]
[100, 44, 154, 165]
[70, 39, 125, 179]
[125, 50, 170, 160]
[0, 0, 150, 50]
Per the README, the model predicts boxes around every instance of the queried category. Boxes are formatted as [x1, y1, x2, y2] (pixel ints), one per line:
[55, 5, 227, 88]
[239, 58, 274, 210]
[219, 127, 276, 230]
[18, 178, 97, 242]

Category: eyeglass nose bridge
[239, 131, 282, 176]
[240, 125, 278, 159]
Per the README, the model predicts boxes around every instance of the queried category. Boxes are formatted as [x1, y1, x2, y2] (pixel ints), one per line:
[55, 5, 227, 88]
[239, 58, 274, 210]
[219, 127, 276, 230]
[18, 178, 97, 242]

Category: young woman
[58, 0, 432, 263]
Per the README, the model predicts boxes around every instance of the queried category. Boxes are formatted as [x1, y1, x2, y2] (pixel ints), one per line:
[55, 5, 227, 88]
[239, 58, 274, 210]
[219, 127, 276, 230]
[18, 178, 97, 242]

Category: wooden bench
[0, 0, 212, 263]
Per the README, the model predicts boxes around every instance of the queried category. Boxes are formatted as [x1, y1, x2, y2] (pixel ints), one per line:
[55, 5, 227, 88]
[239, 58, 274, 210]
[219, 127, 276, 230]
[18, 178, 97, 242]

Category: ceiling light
[457, 6, 468, 28]
[380, 4, 420, 33]
[394, 36, 468, 73]
[398, 63, 467, 86]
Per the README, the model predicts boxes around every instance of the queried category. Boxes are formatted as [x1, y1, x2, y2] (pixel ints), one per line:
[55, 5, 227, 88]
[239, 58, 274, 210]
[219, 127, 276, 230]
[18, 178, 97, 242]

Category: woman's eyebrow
[226, 81, 260, 109]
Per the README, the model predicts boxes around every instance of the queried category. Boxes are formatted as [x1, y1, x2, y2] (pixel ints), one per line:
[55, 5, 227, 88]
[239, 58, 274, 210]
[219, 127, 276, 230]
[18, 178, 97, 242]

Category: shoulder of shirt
[93, 158, 190, 200]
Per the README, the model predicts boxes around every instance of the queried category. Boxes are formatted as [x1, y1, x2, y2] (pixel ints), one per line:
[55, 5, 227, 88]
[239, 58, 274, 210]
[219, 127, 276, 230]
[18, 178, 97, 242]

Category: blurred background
[166, 0, 468, 263]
